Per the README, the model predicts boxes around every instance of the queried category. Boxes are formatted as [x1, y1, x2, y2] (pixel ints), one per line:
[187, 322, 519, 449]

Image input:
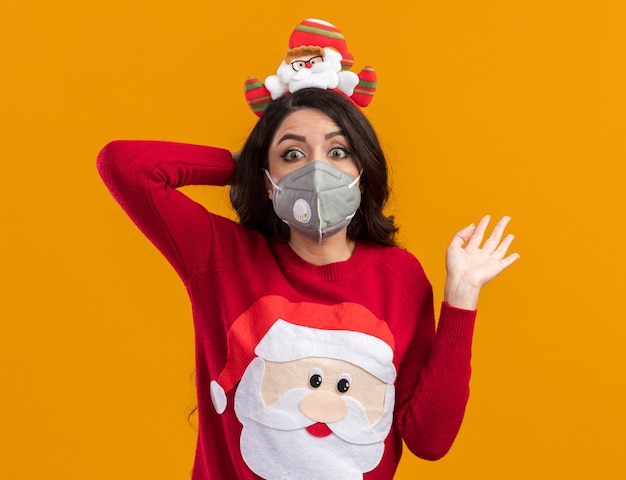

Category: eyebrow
[325, 130, 345, 140]
[276, 131, 346, 145]
[277, 133, 306, 145]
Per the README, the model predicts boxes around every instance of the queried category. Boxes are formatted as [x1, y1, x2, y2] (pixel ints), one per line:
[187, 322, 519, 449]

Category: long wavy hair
[230, 88, 398, 246]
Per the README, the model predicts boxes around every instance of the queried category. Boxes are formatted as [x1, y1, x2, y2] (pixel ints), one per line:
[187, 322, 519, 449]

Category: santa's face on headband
[265, 47, 352, 100]
[234, 354, 395, 480]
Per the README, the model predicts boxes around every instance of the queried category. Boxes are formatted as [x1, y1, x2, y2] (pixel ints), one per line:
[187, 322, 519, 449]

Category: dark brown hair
[230, 88, 398, 246]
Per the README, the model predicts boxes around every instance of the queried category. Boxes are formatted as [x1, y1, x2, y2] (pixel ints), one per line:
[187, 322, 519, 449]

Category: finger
[450, 222, 476, 247]
[492, 233, 516, 259]
[499, 251, 521, 270]
[482, 216, 512, 252]
[466, 215, 491, 248]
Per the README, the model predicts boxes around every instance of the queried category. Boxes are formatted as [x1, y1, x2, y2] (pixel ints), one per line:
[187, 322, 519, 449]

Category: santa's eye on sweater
[337, 374, 351, 393]
[309, 368, 323, 388]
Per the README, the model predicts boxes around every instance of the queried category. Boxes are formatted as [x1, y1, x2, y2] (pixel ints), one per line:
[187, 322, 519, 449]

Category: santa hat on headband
[287, 18, 354, 70]
[244, 18, 377, 117]
[209, 295, 396, 414]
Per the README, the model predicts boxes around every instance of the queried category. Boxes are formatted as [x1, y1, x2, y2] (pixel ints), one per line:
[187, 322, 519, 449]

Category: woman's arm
[396, 216, 518, 458]
[96, 140, 236, 281]
[394, 299, 475, 461]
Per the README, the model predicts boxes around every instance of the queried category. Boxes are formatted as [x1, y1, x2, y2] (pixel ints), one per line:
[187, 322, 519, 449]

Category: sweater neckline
[271, 240, 375, 282]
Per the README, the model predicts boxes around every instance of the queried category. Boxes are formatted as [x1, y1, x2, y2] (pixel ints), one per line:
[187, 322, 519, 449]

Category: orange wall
[2, 1, 625, 478]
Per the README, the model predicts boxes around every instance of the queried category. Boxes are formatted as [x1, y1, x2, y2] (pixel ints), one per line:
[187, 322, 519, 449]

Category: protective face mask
[264, 161, 362, 243]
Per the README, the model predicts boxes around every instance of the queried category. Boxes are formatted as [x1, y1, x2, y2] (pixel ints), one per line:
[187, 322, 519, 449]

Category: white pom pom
[210, 380, 227, 414]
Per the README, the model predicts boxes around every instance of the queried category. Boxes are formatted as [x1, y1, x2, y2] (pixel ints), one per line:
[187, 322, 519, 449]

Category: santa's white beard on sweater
[234, 357, 389, 480]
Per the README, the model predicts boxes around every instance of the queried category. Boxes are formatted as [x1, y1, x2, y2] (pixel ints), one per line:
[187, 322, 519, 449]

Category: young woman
[97, 88, 519, 479]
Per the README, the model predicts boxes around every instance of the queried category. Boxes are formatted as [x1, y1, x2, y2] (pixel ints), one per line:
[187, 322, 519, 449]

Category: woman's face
[266, 108, 360, 195]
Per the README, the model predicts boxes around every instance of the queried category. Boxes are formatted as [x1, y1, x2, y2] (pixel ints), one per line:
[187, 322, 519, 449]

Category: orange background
[2, 1, 625, 478]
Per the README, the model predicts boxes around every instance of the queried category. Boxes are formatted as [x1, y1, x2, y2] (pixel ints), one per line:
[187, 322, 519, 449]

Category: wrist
[444, 277, 480, 310]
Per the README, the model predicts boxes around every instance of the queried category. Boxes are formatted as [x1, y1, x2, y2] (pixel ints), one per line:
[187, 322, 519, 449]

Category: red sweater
[97, 140, 476, 479]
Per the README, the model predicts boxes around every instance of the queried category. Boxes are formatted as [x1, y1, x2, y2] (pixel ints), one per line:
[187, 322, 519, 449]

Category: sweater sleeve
[394, 300, 476, 460]
[96, 140, 236, 282]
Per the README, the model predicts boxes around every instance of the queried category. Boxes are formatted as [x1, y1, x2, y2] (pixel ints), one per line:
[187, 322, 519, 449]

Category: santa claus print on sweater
[210, 295, 397, 479]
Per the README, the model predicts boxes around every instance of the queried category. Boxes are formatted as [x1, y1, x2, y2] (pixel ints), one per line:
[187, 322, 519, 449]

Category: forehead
[274, 108, 341, 137]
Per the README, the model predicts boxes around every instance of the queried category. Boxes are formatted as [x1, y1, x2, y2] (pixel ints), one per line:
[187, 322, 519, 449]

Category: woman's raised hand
[443, 215, 520, 310]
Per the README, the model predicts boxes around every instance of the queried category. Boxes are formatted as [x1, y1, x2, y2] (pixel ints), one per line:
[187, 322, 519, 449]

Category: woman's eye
[282, 149, 305, 161]
[329, 147, 349, 159]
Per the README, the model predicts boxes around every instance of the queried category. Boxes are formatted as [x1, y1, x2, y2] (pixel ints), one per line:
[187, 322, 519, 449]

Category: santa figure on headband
[244, 18, 377, 117]
[210, 296, 396, 479]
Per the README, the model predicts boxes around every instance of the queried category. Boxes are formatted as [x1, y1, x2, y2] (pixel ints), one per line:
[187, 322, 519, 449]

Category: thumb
[451, 223, 476, 247]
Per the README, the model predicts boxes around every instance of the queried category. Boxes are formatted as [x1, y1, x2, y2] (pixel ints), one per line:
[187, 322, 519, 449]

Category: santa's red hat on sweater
[210, 295, 396, 414]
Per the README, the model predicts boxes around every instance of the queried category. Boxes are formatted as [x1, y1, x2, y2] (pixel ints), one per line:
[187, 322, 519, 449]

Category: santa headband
[210, 295, 396, 414]
[244, 18, 377, 117]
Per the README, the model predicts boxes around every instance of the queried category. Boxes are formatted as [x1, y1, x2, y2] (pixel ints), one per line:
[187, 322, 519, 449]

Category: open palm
[444, 215, 520, 309]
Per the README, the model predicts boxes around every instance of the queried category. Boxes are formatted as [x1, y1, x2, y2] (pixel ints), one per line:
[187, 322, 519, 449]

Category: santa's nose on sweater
[300, 389, 347, 423]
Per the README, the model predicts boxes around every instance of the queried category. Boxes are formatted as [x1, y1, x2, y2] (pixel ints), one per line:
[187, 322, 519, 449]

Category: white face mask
[264, 161, 362, 243]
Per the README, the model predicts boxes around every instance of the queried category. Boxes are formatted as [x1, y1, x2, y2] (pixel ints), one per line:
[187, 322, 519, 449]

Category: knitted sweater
[97, 140, 476, 480]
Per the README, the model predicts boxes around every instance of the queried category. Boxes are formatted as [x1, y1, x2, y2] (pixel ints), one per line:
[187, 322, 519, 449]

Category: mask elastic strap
[348, 169, 363, 189]
[263, 169, 282, 191]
